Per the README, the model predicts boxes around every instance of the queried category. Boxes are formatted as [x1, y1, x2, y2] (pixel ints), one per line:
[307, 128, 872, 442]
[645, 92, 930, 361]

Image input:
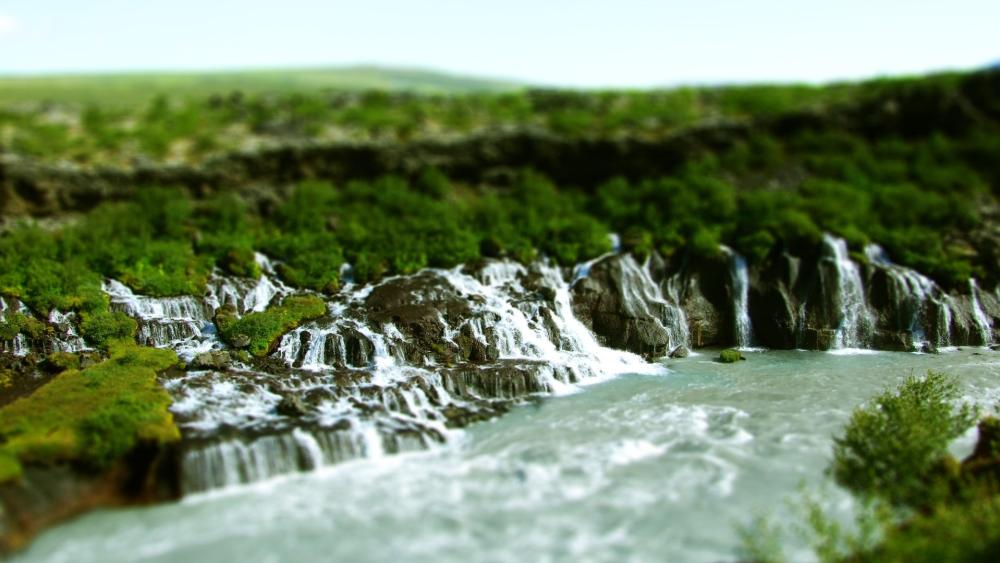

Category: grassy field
[0, 65, 522, 107]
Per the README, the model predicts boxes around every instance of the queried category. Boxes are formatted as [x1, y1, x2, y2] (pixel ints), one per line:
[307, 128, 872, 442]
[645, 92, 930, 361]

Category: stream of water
[14, 349, 1000, 563]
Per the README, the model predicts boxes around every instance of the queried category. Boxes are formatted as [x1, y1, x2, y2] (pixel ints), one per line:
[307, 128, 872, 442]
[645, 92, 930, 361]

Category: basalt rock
[0, 442, 180, 555]
[365, 272, 471, 364]
[571, 255, 671, 356]
[748, 253, 801, 349]
[669, 345, 690, 359]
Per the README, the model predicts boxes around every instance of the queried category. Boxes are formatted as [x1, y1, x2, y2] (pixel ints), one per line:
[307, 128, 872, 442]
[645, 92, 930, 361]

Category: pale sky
[0, 0, 997, 87]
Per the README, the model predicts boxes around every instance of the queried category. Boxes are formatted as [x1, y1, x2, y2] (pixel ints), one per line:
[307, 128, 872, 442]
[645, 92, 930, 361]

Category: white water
[0, 296, 30, 356]
[822, 234, 873, 349]
[864, 243, 954, 348]
[161, 259, 664, 493]
[970, 279, 994, 345]
[17, 349, 1000, 563]
[723, 247, 754, 349]
[616, 254, 688, 350]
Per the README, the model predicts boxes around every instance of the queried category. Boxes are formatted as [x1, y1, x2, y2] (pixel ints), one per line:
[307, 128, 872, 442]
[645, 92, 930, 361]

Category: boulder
[276, 394, 308, 418]
[571, 255, 671, 357]
[669, 345, 690, 359]
[190, 350, 232, 371]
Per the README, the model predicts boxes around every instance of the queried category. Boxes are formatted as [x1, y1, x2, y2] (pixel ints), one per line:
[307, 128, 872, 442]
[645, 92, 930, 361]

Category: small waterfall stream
[969, 279, 994, 345]
[0, 297, 30, 356]
[822, 234, 874, 349]
[723, 247, 753, 349]
[617, 254, 689, 350]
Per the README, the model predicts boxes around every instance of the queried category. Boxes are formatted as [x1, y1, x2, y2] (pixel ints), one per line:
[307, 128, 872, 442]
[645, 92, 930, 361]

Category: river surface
[15, 349, 1000, 563]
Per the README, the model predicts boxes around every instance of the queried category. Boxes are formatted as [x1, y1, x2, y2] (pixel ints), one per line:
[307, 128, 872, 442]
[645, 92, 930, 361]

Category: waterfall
[969, 279, 994, 346]
[723, 247, 753, 349]
[821, 234, 874, 349]
[157, 258, 664, 494]
[614, 255, 688, 350]
[0, 297, 29, 357]
[864, 244, 955, 349]
[47, 309, 89, 353]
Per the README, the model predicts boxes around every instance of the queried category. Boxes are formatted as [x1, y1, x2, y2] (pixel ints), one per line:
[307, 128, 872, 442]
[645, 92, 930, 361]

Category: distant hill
[0, 65, 522, 107]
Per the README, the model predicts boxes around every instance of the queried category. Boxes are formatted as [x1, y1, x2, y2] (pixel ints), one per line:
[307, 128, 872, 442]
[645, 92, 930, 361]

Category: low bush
[830, 371, 977, 508]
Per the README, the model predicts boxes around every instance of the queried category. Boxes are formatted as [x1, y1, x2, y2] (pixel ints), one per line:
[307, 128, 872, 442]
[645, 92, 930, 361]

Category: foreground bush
[830, 371, 977, 508]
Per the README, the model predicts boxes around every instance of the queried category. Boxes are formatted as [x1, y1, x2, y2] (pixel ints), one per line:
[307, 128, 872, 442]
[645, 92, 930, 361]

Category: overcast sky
[0, 0, 997, 87]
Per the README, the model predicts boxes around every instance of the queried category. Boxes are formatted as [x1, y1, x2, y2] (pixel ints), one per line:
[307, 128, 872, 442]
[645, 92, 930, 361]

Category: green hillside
[0, 65, 522, 107]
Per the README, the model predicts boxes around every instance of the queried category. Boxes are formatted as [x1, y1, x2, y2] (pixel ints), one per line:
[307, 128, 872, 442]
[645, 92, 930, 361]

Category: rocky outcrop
[0, 443, 180, 554]
[741, 238, 1000, 351]
[571, 255, 672, 356]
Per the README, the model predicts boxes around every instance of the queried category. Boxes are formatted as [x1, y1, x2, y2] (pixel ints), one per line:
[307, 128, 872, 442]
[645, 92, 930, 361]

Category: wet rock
[276, 394, 308, 417]
[365, 272, 470, 364]
[921, 342, 940, 354]
[669, 345, 690, 358]
[190, 351, 232, 371]
[342, 328, 375, 367]
[571, 255, 672, 356]
[230, 334, 251, 349]
[802, 328, 836, 351]
[872, 330, 914, 352]
[748, 253, 801, 349]
[440, 360, 553, 400]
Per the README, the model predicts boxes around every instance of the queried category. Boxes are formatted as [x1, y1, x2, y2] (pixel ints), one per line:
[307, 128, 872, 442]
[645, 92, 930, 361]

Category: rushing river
[14, 349, 1000, 563]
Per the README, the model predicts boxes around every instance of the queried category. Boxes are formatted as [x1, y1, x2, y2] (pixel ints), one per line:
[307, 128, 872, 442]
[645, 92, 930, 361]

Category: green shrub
[830, 371, 977, 507]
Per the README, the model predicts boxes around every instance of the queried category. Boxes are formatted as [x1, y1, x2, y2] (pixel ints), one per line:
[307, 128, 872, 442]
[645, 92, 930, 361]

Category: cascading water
[722, 247, 753, 349]
[0, 297, 30, 356]
[969, 279, 994, 346]
[864, 244, 955, 349]
[614, 254, 688, 350]
[821, 234, 874, 349]
[0, 297, 88, 356]
[112, 256, 662, 494]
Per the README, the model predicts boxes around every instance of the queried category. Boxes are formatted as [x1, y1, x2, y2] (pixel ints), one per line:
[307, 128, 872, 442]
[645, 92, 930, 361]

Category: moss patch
[718, 349, 745, 363]
[0, 343, 180, 483]
[216, 294, 326, 357]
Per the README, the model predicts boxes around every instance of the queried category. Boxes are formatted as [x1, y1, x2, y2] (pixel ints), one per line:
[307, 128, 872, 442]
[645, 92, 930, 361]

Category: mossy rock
[718, 349, 746, 363]
[217, 295, 326, 357]
[0, 343, 180, 483]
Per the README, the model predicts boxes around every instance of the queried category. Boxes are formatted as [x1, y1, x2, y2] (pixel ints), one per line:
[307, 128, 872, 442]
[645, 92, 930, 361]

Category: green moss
[0, 313, 47, 341]
[79, 310, 138, 349]
[0, 344, 180, 482]
[217, 295, 326, 357]
[719, 349, 745, 363]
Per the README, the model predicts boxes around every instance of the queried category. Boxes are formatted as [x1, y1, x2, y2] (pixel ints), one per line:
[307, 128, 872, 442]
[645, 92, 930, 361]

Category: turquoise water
[15, 349, 1000, 562]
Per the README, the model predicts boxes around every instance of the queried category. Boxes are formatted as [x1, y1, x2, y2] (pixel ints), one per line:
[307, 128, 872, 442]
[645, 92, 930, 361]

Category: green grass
[0, 343, 180, 482]
[0, 65, 520, 107]
[216, 295, 327, 357]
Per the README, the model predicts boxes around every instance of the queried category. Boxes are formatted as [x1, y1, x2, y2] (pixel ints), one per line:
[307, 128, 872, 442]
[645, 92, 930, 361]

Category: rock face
[162, 258, 656, 495]
[0, 444, 179, 554]
[742, 238, 1000, 351]
[571, 254, 687, 357]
